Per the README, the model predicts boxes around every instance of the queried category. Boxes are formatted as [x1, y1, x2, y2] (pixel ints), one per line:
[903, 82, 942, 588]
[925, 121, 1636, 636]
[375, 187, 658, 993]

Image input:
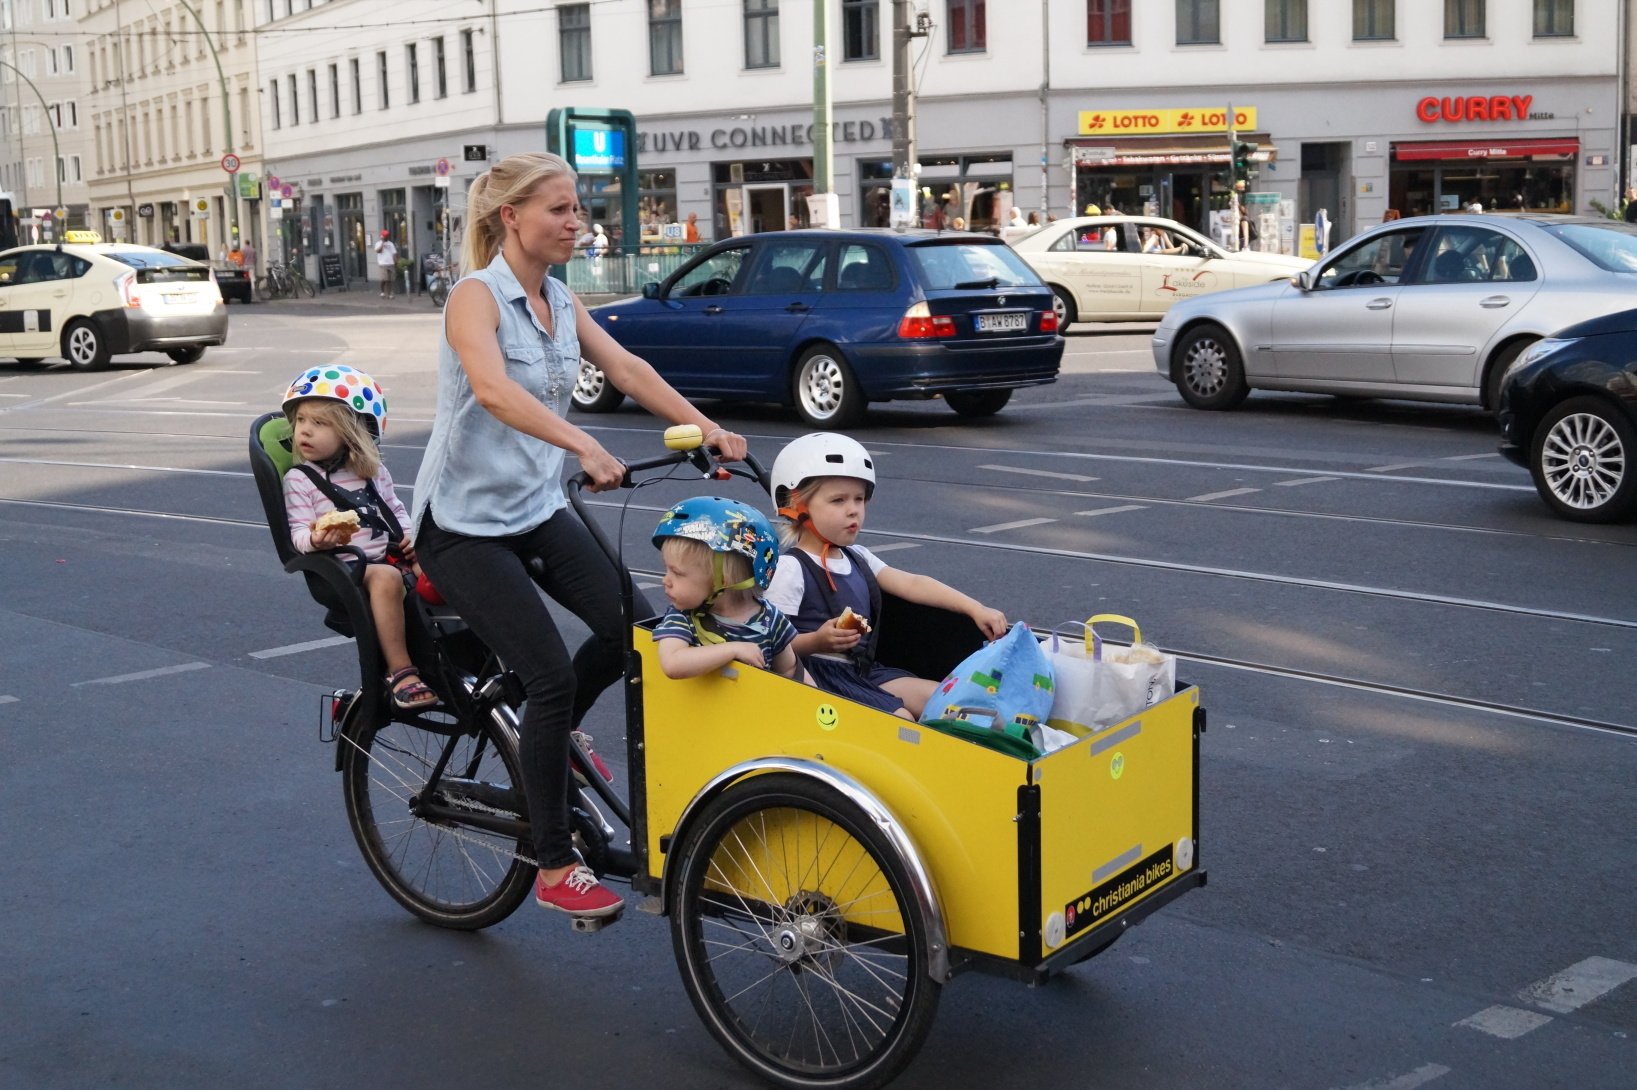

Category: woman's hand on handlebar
[575, 441, 628, 493]
[703, 426, 748, 463]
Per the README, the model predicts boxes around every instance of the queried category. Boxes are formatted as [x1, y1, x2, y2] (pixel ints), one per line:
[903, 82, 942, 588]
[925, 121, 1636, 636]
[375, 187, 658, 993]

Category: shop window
[1265, 0, 1306, 43]
[560, 5, 591, 82]
[1444, 0, 1484, 38]
[650, 0, 684, 76]
[638, 169, 678, 244]
[1087, 0, 1131, 46]
[1533, 0, 1572, 37]
[745, 0, 779, 69]
[947, 0, 985, 54]
[843, 0, 879, 61]
[1353, 0, 1394, 41]
[1176, 0, 1219, 45]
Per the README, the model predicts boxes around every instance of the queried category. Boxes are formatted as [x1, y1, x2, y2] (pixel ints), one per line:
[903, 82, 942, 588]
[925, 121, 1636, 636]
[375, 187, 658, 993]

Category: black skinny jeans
[417, 507, 646, 871]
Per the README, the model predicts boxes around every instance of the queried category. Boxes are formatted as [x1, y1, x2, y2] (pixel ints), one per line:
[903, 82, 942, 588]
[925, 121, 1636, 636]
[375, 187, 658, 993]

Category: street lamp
[0, 58, 62, 215]
[173, 0, 240, 250]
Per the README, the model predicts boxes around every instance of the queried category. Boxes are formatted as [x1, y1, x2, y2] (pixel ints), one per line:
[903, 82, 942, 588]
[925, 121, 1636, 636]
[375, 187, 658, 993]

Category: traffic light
[1232, 140, 1258, 186]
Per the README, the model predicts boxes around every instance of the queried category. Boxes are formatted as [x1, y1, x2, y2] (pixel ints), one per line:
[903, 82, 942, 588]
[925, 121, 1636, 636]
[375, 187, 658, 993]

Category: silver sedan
[1151, 213, 1637, 412]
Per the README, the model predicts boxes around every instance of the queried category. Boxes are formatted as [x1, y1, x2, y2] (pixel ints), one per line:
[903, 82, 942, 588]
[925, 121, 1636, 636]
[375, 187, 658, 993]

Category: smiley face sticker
[815, 704, 840, 731]
[1109, 752, 1125, 780]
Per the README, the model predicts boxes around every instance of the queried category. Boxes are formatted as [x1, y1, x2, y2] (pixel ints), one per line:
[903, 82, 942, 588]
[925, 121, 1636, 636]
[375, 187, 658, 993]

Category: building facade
[79, 0, 263, 255]
[0, 0, 96, 241]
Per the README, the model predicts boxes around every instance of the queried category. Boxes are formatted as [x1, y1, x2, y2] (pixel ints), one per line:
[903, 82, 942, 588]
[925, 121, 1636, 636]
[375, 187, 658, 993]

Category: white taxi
[1009, 215, 1311, 331]
[0, 242, 228, 369]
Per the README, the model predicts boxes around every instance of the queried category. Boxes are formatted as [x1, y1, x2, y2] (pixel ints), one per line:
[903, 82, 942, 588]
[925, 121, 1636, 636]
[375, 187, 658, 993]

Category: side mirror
[641, 281, 661, 300]
[1295, 268, 1316, 292]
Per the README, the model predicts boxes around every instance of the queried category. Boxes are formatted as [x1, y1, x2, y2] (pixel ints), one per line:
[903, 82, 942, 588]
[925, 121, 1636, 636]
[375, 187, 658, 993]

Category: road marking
[1443, 452, 1501, 462]
[0, 370, 145, 413]
[969, 517, 1056, 534]
[866, 541, 922, 553]
[0, 456, 249, 478]
[1075, 504, 1147, 517]
[1187, 487, 1262, 502]
[1333, 1062, 1451, 1090]
[1455, 1005, 1554, 1039]
[249, 636, 353, 659]
[1275, 476, 1341, 487]
[0, 695, 16, 705]
[74, 662, 211, 686]
[1366, 462, 1423, 473]
[978, 464, 1100, 483]
[1518, 956, 1637, 1014]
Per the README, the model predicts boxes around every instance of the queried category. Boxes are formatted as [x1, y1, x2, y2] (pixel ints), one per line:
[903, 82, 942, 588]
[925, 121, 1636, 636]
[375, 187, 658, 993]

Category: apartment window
[406, 43, 420, 103]
[1265, 0, 1306, 41]
[1444, 0, 1484, 38]
[1177, 0, 1219, 43]
[1087, 0, 1131, 45]
[268, 78, 280, 128]
[842, 0, 878, 61]
[62, 44, 74, 72]
[306, 68, 318, 124]
[650, 0, 683, 76]
[1353, 0, 1394, 39]
[377, 50, 389, 108]
[288, 73, 299, 124]
[947, 0, 985, 53]
[462, 28, 477, 91]
[328, 62, 339, 118]
[745, 0, 779, 68]
[349, 56, 362, 113]
[433, 36, 447, 97]
[559, 5, 591, 81]
[1533, 0, 1573, 37]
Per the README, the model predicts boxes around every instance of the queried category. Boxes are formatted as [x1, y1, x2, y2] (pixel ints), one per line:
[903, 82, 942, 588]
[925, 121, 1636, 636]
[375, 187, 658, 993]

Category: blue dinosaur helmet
[653, 496, 780, 593]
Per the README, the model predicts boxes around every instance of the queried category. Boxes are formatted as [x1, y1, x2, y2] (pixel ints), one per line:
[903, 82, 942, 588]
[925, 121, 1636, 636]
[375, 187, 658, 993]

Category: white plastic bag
[1045, 614, 1175, 734]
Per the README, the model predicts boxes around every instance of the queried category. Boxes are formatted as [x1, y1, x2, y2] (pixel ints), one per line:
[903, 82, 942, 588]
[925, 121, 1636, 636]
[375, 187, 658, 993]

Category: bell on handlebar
[664, 424, 704, 451]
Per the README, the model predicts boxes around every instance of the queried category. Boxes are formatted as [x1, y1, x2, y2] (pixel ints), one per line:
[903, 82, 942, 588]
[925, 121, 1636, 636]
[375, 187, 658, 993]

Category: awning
[1393, 138, 1579, 162]
[1066, 133, 1275, 168]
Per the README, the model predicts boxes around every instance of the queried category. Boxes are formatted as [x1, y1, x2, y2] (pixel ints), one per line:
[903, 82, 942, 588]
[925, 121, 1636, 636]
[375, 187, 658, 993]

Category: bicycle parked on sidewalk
[256, 259, 317, 301]
[425, 252, 452, 307]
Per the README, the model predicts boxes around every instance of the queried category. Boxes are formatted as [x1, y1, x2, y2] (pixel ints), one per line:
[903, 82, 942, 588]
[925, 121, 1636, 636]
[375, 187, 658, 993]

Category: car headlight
[1516, 338, 1570, 370]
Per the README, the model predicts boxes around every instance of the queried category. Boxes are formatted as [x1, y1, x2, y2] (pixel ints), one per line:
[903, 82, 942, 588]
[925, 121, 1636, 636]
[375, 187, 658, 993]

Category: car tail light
[117, 271, 141, 308]
[1040, 308, 1059, 333]
[897, 301, 956, 339]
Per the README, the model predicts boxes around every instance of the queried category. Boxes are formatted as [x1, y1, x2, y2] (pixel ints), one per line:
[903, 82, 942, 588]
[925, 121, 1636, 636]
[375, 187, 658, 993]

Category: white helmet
[770, 433, 875, 508]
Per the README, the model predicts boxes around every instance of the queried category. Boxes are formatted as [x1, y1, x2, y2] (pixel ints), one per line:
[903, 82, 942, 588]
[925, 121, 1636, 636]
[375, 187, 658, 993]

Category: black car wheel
[167, 346, 206, 365]
[1050, 286, 1077, 333]
[793, 344, 865, 429]
[571, 358, 625, 413]
[1172, 323, 1249, 410]
[62, 320, 111, 371]
[945, 389, 1012, 417]
[1529, 396, 1637, 523]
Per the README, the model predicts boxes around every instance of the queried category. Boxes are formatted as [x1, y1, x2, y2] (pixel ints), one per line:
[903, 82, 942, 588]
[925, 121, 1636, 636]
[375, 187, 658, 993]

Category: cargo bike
[248, 420, 1208, 1090]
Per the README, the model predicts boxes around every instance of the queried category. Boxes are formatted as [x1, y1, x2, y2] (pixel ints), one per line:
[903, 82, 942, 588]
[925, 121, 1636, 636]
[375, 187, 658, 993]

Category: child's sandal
[387, 666, 438, 710]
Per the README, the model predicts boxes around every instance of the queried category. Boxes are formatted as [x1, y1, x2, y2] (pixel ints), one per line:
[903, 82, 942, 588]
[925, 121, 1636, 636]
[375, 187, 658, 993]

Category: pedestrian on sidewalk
[375, 230, 398, 299]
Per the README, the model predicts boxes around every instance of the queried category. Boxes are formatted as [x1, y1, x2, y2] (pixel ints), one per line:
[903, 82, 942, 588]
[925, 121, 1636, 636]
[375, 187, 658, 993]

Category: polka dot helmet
[282, 364, 388, 436]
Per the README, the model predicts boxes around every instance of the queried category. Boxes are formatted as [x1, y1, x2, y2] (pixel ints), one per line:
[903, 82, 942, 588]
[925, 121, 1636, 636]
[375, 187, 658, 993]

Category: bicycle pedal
[570, 908, 622, 934]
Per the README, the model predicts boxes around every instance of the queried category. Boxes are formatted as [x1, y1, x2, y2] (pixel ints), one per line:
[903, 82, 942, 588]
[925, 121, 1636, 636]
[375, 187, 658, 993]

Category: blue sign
[572, 128, 625, 172]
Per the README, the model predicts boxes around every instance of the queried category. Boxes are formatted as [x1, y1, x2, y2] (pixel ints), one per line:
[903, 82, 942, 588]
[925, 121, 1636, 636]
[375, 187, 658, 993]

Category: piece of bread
[836, 606, 872, 633]
[314, 508, 361, 544]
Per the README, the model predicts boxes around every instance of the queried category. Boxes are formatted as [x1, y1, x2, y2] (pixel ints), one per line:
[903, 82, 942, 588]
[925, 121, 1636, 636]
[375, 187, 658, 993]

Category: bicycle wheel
[254, 275, 271, 302]
[671, 774, 941, 1090]
[341, 706, 535, 929]
[429, 276, 449, 307]
[296, 273, 316, 298]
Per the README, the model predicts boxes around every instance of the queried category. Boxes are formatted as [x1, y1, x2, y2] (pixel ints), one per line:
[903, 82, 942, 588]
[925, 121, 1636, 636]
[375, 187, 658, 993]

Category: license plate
[976, 312, 1028, 333]
[164, 292, 198, 304]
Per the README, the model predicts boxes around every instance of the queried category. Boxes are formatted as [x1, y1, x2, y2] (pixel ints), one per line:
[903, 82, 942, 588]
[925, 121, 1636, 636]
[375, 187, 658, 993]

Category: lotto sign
[193, 198, 211, 220]
[1077, 107, 1258, 136]
[221, 153, 241, 173]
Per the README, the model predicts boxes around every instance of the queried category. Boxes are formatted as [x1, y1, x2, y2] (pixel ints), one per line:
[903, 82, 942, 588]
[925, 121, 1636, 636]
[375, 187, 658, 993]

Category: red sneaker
[535, 865, 623, 918]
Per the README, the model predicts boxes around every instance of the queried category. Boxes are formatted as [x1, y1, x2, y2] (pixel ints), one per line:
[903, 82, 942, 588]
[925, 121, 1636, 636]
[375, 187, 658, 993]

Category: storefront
[1385, 93, 1583, 216]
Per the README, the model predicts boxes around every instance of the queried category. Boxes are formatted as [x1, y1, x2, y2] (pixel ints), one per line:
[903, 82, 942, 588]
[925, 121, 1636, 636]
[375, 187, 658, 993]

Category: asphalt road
[2, 307, 1634, 1090]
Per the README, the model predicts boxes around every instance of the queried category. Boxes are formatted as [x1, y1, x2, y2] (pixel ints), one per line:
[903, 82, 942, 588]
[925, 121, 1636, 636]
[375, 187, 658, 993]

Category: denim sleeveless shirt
[412, 252, 579, 538]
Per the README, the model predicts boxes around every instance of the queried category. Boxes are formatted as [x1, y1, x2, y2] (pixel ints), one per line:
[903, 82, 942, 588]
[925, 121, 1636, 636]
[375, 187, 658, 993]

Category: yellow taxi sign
[64, 230, 103, 243]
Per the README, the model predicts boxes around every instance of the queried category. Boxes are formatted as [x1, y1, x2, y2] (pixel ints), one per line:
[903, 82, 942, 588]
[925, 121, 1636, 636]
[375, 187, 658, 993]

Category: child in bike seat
[651, 496, 800, 681]
[280, 365, 437, 711]
[764, 433, 1007, 720]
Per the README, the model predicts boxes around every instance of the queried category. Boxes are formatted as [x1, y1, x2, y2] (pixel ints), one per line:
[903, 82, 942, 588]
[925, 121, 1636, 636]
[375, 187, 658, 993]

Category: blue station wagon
[576, 229, 1064, 428]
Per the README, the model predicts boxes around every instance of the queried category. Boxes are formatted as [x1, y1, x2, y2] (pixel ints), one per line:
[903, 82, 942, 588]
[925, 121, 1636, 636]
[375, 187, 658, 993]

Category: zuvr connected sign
[573, 129, 625, 172]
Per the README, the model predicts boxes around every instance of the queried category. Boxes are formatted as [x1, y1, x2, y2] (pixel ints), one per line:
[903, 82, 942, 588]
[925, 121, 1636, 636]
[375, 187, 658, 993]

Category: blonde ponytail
[461, 152, 577, 273]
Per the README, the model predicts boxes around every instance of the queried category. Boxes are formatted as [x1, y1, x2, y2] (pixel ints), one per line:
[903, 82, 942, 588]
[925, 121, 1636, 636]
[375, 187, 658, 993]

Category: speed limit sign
[221, 153, 241, 174]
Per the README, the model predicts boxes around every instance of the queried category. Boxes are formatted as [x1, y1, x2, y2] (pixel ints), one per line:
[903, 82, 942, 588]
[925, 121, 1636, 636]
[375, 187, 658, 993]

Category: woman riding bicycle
[411, 151, 747, 921]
